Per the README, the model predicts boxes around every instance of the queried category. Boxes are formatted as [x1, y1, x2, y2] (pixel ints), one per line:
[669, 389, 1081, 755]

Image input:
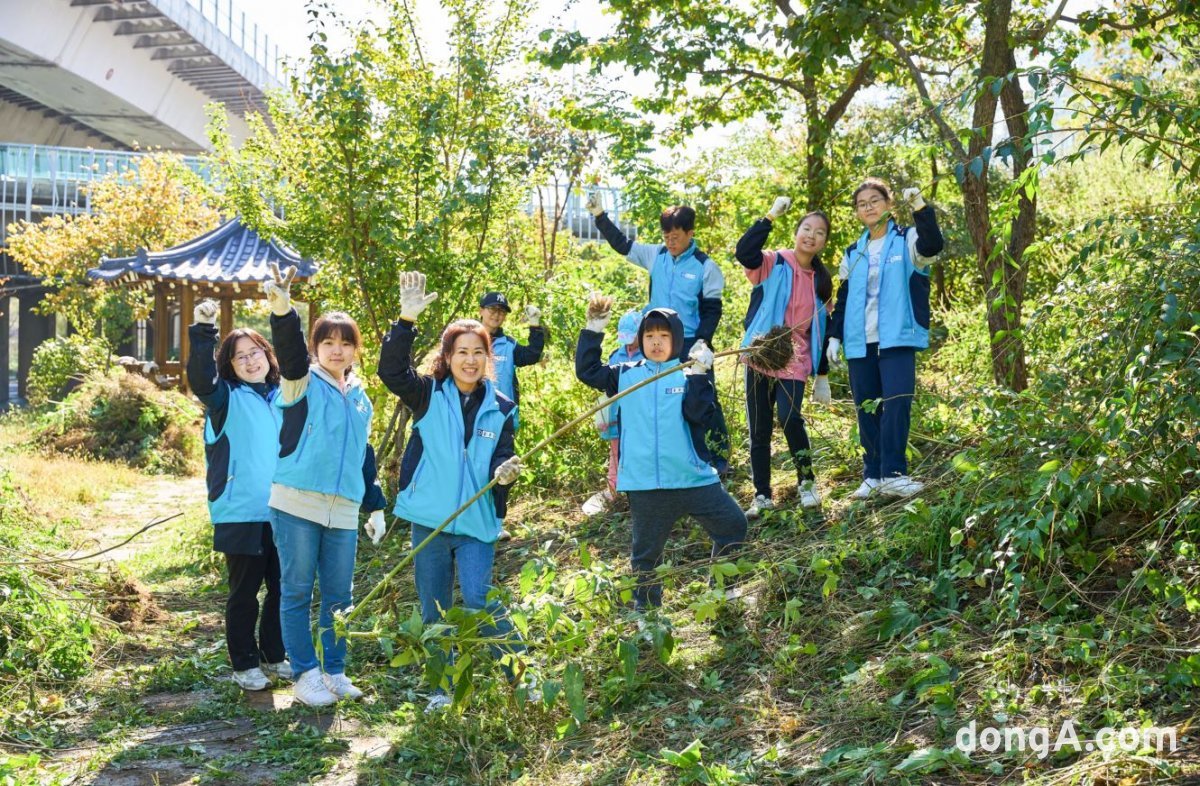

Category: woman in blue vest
[735, 197, 834, 518]
[378, 271, 524, 713]
[186, 301, 287, 692]
[576, 296, 747, 610]
[260, 265, 388, 708]
[827, 178, 944, 499]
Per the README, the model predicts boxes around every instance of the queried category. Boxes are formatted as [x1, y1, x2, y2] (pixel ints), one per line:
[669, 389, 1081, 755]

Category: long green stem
[346, 345, 749, 623]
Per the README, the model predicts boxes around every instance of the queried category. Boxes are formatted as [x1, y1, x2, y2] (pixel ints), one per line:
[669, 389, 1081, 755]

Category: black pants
[224, 523, 285, 671]
[746, 368, 814, 498]
[628, 483, 747, 609]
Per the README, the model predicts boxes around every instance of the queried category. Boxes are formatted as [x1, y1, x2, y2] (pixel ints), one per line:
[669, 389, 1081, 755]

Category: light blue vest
[601, 345, 643, 440]
[393, 380, 513, 543]
[648, 243, 706, 338]
[842, 223, 929, 359]
[614, 360, 717, 492]
[273, 372, 373, 503]
[491, 333, 520, 430]
[205, 384, 282, 524]
[741, 252, 827, 375]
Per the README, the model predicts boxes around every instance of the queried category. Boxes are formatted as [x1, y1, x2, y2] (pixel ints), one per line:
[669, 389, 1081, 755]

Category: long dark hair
[216, 328, 281, 386]
[797, 210, 834, 304]
[431, 319, 494, 382]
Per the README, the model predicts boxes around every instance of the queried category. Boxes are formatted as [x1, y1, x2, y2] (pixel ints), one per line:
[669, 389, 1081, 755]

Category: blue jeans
[411, 525, 522, 668]
[847, 344, 917, 479]
[270, 508, 358, 676]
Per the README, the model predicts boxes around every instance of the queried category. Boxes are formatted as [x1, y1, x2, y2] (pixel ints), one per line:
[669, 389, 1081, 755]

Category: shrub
[26, 335, 113, 408]
[35, 371, 203, 475]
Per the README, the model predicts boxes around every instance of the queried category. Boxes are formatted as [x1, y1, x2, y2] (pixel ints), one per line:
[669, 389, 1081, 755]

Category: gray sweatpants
[627, 482, 748, 609]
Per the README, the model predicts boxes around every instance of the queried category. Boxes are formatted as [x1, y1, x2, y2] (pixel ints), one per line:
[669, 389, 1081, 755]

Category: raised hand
[520, 304, 542, 328]
[767, 196, 792, 221]
[399, 271, 438, 322]
[902, 187, 926, 211]
[261, 263, 297, 316]
[585, 191, 605, 217]
[193, 299, 219, 326]
[585, 293, 615, 332]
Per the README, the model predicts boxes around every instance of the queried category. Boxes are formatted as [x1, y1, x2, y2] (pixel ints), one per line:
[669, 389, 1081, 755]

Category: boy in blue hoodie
[575, 294, 747, 609]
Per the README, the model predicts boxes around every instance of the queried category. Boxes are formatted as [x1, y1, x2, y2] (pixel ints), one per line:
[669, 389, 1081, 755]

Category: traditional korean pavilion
[88, 218, 318, 389]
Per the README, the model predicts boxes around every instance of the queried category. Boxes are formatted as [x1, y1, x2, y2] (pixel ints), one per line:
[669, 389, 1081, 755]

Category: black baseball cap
[479, 292, 511, 312]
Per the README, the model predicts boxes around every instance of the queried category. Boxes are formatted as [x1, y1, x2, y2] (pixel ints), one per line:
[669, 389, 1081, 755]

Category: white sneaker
[261, 660, 293, 681]
[745, 494, 774, 519]
[582, 488, 614, 516]
[880, 476, 924, 498]
[323, 672, 364, 700]
[799, 482, 822, 508]
[425, 692, 452, 713]
[293, 668, 337, 707]
[851, 479, 881, 499]
[232, 667, 270, 691]
[497, 528, 512, 541]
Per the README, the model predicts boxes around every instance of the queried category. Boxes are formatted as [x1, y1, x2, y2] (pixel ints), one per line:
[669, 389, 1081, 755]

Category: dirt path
[42, 473, 395, 786]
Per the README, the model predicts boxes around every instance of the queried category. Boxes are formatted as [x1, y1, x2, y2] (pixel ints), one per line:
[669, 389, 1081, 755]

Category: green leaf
[565, 662, 587, 724]
[1038, 459, 1061, 473]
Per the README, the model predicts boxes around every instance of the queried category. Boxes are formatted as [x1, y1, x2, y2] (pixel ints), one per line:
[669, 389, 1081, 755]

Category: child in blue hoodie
[378, 271, 525, 712]
[186, 301, 287, 693]
[575, 294, 747, 609]
[260, 265, 388, 708]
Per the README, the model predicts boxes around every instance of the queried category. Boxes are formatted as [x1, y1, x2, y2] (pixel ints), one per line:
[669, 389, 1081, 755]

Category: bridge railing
[179, 0, 284, 81]
[527, 184, 638, 243]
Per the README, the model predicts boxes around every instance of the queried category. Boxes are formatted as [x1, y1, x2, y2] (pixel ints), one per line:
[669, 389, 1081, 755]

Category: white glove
[902, 187, 926, 211]
[364, 510, 386, 546]
[585, 294, 614, 333]
[521, 304, 542, 328]
[399, 271, 439, 322]
[812, 375, 831, 405]
[493, 456, 523, 486]
[826, 338, 842, 367]
[585, 191, 605, 217]
[193, 299, 218, 326]
[767, 196, 792, 221]
[260, 263, 296, 316]
[685, 339, 714, 375]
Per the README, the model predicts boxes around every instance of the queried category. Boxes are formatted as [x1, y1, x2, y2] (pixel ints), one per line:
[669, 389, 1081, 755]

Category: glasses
[855, 197, 886, 211]
[233, 348, 265, 365]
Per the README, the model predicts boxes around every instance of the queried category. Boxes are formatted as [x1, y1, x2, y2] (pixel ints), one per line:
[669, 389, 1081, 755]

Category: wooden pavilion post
[179, 283, 194, 393]
[219, 291, 234, 337]
[153, 283, 168, 373]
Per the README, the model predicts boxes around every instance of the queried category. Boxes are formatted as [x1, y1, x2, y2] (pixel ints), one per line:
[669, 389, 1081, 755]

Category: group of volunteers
[186, 176, 943, 710]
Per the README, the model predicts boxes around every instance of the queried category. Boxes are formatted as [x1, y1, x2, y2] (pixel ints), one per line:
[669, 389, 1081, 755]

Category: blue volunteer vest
[601, 345, 643, 440]
[205, 383, 282, 524]
[491, 333, 521, 430]
[393, 379, 513, 543]
[648, 242, 707, 338]
[273, 372, 373, 503]
[842, 222, 930, 359]
[614, 360, 717, 492]
[741, 252, 827, 376]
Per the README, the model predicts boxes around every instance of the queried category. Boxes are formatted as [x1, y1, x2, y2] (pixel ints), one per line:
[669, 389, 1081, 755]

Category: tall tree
[5, 154, 220, 353]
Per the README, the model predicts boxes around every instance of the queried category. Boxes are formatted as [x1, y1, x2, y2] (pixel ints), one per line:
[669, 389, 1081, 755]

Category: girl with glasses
[186, 302, 289, 693]
[827, 178, 945, 499]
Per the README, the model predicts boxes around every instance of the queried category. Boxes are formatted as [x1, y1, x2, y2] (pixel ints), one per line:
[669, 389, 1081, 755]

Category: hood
[637, 307, 685, 360]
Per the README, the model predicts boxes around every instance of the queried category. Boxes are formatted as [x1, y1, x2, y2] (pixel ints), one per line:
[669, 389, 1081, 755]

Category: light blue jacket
[838, 222, 930, 359]
[273, 370, 374, 504]
[205, 384, 282, 524]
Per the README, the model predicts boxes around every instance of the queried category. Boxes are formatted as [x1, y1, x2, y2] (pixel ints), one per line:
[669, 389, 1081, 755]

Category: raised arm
[574, 293, 621, 396]
[377, 270, 439, 419]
